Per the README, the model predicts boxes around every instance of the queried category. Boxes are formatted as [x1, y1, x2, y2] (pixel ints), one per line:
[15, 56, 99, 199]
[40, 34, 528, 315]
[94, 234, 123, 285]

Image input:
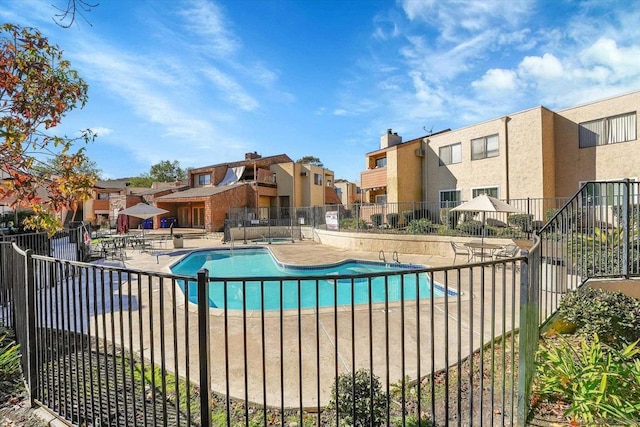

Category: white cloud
[90, 127, 113, 138]
[580, 38, 640, 81]
[518, 53, 564, 81]
[472, 68, 520, 93]
[179, 0, 240, 58]
[201, 67, 259, 111]
[333, 109, 348, 116]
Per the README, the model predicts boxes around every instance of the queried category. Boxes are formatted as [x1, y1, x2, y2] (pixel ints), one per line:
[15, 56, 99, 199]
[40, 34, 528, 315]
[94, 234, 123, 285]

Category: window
[314, 173, 322, 185]
[471, 134, 499, 160]
[579, 112, 637, 148]
[439, 189, 460, 208]
[439, 143, 462, 166]
[198, 174, 211, 185]
[472, 186, 499, 198]
[97, 193, 109, 200]
[375, 157, 387, 168]
[375, 194, 387, 203]
[579, 179, 637, 206]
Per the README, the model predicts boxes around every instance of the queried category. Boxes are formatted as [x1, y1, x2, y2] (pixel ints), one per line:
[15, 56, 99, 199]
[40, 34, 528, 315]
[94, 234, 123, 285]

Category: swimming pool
[171, 248, 454, 310]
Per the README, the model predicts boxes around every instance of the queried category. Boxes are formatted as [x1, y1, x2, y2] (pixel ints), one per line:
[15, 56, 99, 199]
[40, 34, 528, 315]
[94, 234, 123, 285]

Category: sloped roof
[156, 182, 247, 200]
[132, 185, 190, 196]
[189, 154, 293, 173]
[94, 179, 131, 189]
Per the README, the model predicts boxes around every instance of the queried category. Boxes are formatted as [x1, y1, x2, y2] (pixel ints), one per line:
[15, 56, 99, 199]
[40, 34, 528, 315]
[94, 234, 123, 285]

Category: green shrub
[340, 217, 367, 230]
[327, 369, 386, 426]
[370, 213, 383, 228]
[405, 218, 434, 234]
[534, 334, 640, 425]
[386, 213, 399, 228]
[544, 208, 558, 222]
[558, 287, 640, 346]
[439, 208, 460, 229]
[0, 330, 21, 383]
[457, 220, 491, 236]
[402, 210, 414, 225]
[508, 213, 532, 231]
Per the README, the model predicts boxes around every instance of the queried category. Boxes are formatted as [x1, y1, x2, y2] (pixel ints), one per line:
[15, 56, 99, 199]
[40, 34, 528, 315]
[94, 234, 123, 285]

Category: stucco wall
[553, 91, 640, 197]
[307, 228, 515, 258]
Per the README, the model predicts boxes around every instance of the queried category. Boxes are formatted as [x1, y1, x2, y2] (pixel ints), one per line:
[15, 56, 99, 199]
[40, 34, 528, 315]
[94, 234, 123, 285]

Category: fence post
[622, 179, 630, 279]
[197, 269, 211, 427]
[23, 249, 38, 404]
[517, 246, 542, 425]
[517, 249, 533, 425]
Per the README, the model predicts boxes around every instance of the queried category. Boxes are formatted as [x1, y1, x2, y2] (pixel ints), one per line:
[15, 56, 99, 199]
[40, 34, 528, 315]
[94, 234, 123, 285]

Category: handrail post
[24, 249, 38, 404]
[517, 249, 535, 425]
[197, 269, 211, 427]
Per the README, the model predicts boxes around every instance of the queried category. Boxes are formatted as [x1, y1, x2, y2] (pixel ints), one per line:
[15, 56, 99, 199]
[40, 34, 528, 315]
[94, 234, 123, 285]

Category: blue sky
[2, 0, 640, 182]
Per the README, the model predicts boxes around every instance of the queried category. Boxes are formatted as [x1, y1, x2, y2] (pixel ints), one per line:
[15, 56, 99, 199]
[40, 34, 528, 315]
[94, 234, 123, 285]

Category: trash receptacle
[173, 235, 183, 249]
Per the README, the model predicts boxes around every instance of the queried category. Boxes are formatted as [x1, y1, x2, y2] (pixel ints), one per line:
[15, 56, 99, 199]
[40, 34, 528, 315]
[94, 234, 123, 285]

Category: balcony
[360, 166, 387, 190]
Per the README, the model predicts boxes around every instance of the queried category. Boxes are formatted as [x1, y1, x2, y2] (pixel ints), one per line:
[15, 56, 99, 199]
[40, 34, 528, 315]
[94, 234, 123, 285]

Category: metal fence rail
[228, 197, 569, 241]
[1, 242, 537, 426]
[515, 180, 640, 421]
[3, 181, 638, 426]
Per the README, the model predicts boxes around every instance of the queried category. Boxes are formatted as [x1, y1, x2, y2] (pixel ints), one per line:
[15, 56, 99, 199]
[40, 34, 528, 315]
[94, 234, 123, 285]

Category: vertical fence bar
[197, 269, 211, 427]
[24, 249, 38, 404]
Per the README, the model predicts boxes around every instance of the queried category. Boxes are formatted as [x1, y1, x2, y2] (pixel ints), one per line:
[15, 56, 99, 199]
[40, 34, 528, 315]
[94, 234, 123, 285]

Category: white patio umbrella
[118, 202, 168, 238]
[450, 194, 524, 244]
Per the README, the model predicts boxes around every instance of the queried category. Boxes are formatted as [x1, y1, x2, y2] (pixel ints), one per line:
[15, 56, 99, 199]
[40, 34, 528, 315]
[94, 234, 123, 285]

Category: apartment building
[361, 89, 639, 213]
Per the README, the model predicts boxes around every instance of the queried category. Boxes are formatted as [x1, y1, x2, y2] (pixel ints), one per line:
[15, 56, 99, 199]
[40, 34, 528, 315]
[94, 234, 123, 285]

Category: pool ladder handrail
[392, 250, 400, 263]
[378, 250, 385, 263]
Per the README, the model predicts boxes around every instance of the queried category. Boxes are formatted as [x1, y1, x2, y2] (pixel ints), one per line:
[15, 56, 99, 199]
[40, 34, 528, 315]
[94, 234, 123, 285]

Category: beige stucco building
[361, 89, 639, 214]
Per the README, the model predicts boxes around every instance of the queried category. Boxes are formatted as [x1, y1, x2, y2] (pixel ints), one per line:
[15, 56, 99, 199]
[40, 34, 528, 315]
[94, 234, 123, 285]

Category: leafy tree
[296, 155, 323, 167]
[129, 175, 154, 188]
[0, 23, 95, 233]
[34, 154, 101, 179]
[149, 160, 185, 182]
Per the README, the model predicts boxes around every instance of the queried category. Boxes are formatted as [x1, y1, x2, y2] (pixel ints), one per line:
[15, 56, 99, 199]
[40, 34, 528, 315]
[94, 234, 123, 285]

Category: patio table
[465, 241, 504, 262]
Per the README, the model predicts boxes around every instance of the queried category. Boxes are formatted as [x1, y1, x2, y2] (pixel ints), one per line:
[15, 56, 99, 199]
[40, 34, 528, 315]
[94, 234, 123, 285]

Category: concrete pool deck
[92, 235, 520, 408]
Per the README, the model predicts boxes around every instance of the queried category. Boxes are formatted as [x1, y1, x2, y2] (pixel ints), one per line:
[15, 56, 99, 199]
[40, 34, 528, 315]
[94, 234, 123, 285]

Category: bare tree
[52, 0, 99, 28]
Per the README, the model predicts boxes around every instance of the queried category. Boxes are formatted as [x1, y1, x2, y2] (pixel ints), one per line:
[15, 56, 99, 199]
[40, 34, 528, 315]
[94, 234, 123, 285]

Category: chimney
[245, 151, 262, 160]
[380, 129, 402, 149]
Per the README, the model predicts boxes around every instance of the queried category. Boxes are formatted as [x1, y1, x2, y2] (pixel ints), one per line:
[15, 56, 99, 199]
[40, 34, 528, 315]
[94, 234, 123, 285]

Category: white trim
[470, 185, 500, 199]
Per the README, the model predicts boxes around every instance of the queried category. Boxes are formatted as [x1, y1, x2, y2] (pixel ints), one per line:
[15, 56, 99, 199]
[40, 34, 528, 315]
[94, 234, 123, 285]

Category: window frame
[579, 111, 637, 148]
[439, 189, 461, 208]
[198, 174, 211, 185]
[375, 157, 387, 168]
[439, 142, 462, 166]
[471, 186, 500, 199]
[313, 173, 323, 186]
[471, 134, 499, 160]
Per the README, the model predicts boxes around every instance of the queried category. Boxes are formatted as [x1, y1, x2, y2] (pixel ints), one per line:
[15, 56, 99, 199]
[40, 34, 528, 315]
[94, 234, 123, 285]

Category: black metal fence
[2, 181, 638, 426]
[228, 197, 569, 241]
[2, 241, 542, 426]
[516, 180, 640, 421]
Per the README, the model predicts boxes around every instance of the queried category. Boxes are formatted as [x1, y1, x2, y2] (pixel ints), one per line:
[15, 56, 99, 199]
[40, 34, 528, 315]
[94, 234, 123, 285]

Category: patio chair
[450, 241, 471, 264]
[493, 244, 520, 260]
[494, 244, 520, 270]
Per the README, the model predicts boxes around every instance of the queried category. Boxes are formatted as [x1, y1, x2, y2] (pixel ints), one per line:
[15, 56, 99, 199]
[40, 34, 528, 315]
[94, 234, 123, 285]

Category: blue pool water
[171, 248, 453, 310]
